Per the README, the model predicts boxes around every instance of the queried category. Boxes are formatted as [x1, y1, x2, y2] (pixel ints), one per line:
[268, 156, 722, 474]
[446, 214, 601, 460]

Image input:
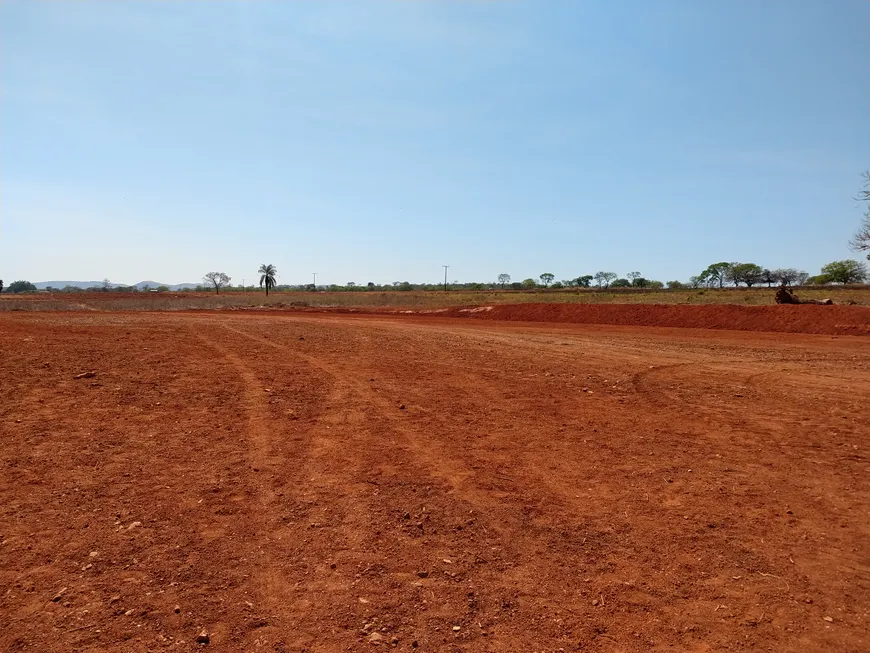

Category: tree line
[3, 257, 868, 295]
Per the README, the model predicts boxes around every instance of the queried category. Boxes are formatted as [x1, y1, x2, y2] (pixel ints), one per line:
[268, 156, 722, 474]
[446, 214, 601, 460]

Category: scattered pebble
[74, 371, 96, 379]
[196, 631, 210, 644]
[452, 625, 461, 632]
[52, 587, 68, 602]
[823, 616, 833, 622]
[416, 571, 429, 578]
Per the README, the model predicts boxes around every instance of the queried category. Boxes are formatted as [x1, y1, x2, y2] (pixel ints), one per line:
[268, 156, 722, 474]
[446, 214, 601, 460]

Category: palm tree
[259, 264, 277, 296]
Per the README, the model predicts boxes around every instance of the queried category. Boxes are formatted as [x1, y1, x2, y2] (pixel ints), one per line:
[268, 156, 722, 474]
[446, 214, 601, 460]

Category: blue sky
[2, 1, 868, 286]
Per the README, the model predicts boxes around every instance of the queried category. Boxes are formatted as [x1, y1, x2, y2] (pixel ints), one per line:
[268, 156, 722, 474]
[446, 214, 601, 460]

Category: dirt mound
[442, 303, 870, 335]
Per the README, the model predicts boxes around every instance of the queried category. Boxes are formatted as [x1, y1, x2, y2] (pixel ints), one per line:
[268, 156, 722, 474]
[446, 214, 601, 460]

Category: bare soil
[440, 302, 870, 336]
[1, 310, 869, 652]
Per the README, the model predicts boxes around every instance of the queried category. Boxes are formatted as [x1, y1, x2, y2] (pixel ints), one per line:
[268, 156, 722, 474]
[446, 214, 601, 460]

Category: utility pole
[312, 272, 317, 290]
[443, 265, 449, 291]
[242, 278, 245, 292]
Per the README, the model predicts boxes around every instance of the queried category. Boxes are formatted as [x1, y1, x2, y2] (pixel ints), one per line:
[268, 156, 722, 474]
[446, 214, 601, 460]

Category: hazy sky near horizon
[2, 1, 868, 286]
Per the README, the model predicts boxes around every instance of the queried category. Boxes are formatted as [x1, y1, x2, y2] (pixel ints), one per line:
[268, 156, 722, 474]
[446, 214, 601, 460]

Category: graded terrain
[1, 311, 869, 652]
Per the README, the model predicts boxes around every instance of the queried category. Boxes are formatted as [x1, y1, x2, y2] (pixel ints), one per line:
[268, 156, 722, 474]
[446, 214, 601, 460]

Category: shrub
[7, 280, 37, 293]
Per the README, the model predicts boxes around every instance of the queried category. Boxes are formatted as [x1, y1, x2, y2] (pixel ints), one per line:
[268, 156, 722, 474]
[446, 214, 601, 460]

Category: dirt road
[1, 312, 868, 652]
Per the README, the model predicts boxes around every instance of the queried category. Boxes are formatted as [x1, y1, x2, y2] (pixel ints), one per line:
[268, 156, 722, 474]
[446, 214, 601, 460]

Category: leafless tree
[849, 171, 870, 255]
[204, 272, 231, 294]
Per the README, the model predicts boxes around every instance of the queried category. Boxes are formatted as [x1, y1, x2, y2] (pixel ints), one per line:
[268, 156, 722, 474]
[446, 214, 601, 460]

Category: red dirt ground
[438, 303, 870, 336]
[1, 311, 869, 652]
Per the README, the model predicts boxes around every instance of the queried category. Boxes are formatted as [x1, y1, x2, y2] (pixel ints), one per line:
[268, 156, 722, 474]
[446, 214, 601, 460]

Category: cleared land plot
[1, 311, 869, 652]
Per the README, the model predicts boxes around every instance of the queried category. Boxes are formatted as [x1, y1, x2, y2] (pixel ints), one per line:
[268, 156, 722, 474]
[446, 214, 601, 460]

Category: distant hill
[34, 281, 108, 290]
[132, 281, 198, 291]
[34, 281, 198, 291]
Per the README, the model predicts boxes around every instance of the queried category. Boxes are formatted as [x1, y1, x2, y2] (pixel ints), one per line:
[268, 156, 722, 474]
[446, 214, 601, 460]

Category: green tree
[761, 269, 776, 287]
[539, 272, 555, 287]
[258, 264, 277, 296]
[7, 280, 37, 293]
[627, 271, 642, 283]
[574, 275, 593, 287]
[666, 280, 684, 289]
[594, 271, 617, 288]
[610, 278, 631, 288]
[820, 260, 868, 284]
[497, 273, 511, 289]
[521, 278, 537, 289]
[699, 262, 731, 288]
[204, 272, 231, 294]
[727, 263, 764, 287]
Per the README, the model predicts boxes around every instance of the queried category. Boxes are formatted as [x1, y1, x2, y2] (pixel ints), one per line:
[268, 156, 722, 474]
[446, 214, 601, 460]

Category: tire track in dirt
[188, 321, 392, 649]
[218, 322, 515, 532]
[186, 324, 307, 644]
[212, 321, 582, 647]
[200, 320, 506, 649]
[215, 319, 692, 633]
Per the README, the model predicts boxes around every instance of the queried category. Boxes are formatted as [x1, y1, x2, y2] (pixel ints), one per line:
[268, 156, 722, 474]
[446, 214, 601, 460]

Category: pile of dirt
[442, 303, 870, 335]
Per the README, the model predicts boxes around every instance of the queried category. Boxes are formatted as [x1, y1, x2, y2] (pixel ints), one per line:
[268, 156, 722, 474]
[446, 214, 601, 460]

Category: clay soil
[1, 310, 869, 652]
